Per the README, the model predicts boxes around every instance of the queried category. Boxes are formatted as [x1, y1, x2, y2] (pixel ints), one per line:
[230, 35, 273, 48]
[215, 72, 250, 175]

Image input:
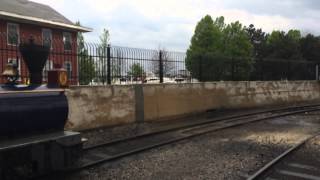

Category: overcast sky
[31, 0, 320, 51]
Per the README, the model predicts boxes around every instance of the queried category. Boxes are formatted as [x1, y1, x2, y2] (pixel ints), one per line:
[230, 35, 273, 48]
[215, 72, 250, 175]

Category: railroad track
[84, 104, 320, 150]
[247, 134, 320, 180]
[66, 104, 320, 172]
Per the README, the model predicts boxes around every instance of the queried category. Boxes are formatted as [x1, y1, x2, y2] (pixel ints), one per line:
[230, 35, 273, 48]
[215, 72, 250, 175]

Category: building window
[64, 61, 72, 78]
[42, 29, 52, 48]
[43, 60, 53, 80]
[7, 23, 19, 45]
[63, 32, 72, 51]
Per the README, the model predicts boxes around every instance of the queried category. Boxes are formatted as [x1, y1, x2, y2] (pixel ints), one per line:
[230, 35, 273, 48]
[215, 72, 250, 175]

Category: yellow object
[48, 69, 69, 88]
[59, 71, 68, 87]
[2, 64, 18, 77]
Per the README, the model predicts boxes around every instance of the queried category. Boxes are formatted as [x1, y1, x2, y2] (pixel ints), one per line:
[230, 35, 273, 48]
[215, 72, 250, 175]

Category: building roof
[0, 0, 92, 32]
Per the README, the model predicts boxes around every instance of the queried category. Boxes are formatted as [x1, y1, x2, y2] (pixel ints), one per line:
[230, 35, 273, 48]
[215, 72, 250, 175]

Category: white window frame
[43, 60, 53, 80]
[44, 60, 54, 71]
[63, 32, 72, 51]
[7, 23, 20, 46]
[42, 28, 52, 48]
[64, 61, 72, 79]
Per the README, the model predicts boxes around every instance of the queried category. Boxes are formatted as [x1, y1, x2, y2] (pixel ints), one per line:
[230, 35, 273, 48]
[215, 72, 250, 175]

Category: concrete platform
[0, 131, 82, 179]
[0, 131, 81, 151]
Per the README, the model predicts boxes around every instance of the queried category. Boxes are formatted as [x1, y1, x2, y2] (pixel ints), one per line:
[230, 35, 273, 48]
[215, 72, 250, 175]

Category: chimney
[19, 38, 50, 85]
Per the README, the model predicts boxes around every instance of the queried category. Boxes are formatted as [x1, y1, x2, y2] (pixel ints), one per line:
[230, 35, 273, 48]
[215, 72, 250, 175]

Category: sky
[31, 0, 320, 51]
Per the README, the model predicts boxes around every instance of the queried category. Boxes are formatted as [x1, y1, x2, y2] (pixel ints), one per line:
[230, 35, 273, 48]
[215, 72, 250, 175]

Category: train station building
[0, 0, 91, 84]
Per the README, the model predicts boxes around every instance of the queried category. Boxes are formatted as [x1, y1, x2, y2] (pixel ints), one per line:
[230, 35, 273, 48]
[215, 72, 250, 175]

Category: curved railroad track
[84, 103, 320, 150]
[247, 134, 320, 180]
[69, 104, 320, 172]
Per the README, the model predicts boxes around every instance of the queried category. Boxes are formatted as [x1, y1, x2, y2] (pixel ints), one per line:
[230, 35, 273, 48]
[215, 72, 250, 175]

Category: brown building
[0, 0, 92, 84]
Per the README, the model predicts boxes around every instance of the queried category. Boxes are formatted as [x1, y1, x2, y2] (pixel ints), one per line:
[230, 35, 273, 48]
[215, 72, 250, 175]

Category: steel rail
[247, 134, 320, 180]
[84, 104, 320, 151]
[72, 106, 320, 172]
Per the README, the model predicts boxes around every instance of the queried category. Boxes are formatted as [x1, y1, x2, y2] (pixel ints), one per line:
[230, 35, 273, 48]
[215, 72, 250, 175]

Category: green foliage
[287, 29, 301, 42]
[76, 21, 96, 85]
[112, 50, 124, 82]
[100, 29, 110, 49]
[128, 63, 145, 79]
[78, 52, 96, 85]
[96, 29, 110, 84]
[223, 21, 253, 57]
[300, 34, 320, 62]
[186, 15, 253, 81]
[245, 24, 268, 59]
[267, 30, 302, 59]
[186, 15, 222, 55]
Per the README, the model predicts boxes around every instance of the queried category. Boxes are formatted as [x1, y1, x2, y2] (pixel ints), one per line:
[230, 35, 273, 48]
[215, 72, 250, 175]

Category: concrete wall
[65, 81, 320, 131]
[65, 86, 136, 130]
[143, 81, 320, 122]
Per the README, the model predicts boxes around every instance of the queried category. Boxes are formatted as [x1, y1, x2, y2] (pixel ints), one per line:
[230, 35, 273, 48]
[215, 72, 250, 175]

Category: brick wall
[0, 19, 78, 84]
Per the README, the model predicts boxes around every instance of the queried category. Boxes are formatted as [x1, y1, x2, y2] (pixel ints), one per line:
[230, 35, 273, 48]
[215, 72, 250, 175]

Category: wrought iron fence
[0, 32, 318, 85]
[187, 54, 318, 82]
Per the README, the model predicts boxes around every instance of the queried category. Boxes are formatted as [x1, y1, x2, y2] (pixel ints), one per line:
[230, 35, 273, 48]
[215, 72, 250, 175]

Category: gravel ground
[258, 113, 320, 179]
[299, 130, 320, 164]
[55, 111, 320, 180]
[81, 103, 315, 148]
[81, 108, 255, 148]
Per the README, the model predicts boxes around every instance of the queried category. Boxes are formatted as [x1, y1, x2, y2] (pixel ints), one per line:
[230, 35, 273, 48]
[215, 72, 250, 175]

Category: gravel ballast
[52, 110, 320, 180]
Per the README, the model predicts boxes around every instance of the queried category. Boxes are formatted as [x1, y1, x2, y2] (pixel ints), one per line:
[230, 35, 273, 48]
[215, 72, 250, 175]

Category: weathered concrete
[135, 85, 144, 123]
[65, 86, 136, 131]
[65, 81, 320, 130]
[144, 81, 320, 122]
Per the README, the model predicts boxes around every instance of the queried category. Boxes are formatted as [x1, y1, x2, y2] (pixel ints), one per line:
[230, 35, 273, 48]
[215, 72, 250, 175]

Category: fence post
[159, 50, 164, 83]
[260, 58, 263, 80]
[287, 60, 290, 80]
[316, 64, 319, 80]
[107, 45, 111, 85]
[231, 57, 234, 81]
[198, 55, 202, 82]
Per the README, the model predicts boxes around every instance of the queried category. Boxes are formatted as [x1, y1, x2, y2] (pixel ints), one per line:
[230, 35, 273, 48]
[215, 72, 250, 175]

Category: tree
[245, 24, 269, 80]
[266, 30, 302, 59]
[100, 29, 110, 46]
[287, 29, 301, 42]
[300, 34, 320, 62]
[111, 49, 124, 82]
[128, 63, 145, 80]
[151, 48, 174, 77]
[97, 29, 110, 84]
[222, 21, 252, 57]
[222, 21, 253, 80]
[186, 15, 253, 81]
[258, 30, 304, 80]
[186, 15, 223, 57]
[76, 21, 96, 85]
[245, 24, 268, 59]
[186, 15, 224, 81]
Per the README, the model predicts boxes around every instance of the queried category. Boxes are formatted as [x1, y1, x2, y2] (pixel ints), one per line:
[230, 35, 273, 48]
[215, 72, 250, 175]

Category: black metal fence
[187, 54, 318, 82]
[0, 32, 189, 85]
[80, 45, 188, 85]
[0, 32, 318, 85]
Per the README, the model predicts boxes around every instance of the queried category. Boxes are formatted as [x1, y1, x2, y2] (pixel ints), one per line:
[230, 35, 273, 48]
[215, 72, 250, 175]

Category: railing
[78, 45, 188, 85]
[0, 32, 188, 85]
[0, 32, 318, 85]
[187, 54, 317, 82]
